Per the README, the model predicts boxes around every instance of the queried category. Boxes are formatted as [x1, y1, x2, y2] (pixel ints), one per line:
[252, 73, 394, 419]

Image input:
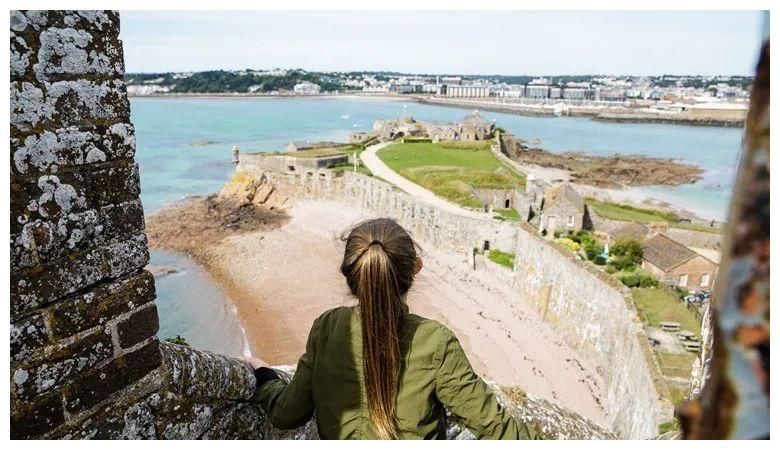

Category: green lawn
[632, 287, 702, 335]
[487, 249, 515, 269]
[377, 141, 525, 208]
[331, 162, 372, 176]
[289, 144, 364, 159]
[585, 197, 722, 234]
[494, 208, 521, 220]
[658, 352, 697, 379]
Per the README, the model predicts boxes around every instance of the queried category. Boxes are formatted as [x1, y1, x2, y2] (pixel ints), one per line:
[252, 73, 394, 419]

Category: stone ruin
[10, 10, 621, 440]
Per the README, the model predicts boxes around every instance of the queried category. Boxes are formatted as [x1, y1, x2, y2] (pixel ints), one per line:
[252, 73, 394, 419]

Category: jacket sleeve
[434, 327, 537, 440]
[253, 317, 320, 429]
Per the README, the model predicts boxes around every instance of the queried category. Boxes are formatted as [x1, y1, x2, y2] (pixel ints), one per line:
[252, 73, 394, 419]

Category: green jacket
[254, 306, 534, 439]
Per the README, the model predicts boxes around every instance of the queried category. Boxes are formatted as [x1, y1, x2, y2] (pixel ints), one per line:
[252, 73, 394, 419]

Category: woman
[244, 218, 534, 439]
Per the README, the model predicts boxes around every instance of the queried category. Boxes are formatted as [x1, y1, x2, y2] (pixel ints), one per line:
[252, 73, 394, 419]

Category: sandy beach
[148, 196, 610, 426]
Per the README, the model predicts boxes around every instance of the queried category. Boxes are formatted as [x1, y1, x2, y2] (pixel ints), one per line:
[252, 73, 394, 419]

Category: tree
[611, 238, 643, 264]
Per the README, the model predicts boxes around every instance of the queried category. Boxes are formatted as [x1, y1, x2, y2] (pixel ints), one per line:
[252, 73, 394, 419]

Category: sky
[120, 10, 765, 75]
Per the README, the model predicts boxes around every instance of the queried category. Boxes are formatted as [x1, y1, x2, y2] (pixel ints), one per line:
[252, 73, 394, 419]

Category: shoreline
[129, 92, 745, 128]
[145, 193, 611, 425]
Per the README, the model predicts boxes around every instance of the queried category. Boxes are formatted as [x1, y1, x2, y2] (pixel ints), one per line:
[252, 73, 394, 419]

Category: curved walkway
[360, 142, 491, 219]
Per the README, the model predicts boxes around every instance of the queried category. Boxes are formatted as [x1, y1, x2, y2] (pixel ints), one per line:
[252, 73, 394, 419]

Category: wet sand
[198, 199, 609, 425]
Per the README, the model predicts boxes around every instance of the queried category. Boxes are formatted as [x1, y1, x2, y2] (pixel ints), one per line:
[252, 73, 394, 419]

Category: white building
[293, 81, 321, 95]
[444, 85, 490, 98]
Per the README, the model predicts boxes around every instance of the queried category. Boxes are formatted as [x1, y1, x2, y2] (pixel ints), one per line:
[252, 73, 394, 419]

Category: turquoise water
[132, 97, 742, 353]
[151, 249, 250, 357]
[132, 96, 743, 219]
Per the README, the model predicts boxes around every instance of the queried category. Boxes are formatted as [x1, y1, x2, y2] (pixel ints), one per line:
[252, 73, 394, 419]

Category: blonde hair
[340, 218, 418, 439]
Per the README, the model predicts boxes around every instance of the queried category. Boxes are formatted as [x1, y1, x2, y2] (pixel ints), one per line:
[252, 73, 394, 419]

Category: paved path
[360, 142, 491, 219]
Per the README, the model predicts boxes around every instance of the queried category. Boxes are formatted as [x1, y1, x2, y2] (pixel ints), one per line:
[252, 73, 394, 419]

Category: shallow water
[150, 249, 250, 357]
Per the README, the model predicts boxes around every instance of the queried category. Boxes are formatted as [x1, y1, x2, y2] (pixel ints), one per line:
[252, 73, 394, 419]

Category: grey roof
[460, 110, 492, 125]
[642, 233, 698, 271]
[612, 221, 650, 240]
[544, 184, 585, 213]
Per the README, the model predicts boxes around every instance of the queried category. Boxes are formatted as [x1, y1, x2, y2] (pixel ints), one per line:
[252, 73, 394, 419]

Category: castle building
[457, 111, 495, 140]
[539, 184, 587, 235]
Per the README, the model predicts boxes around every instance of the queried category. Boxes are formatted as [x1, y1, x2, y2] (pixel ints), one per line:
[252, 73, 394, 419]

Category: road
[359, 142, 491, 219]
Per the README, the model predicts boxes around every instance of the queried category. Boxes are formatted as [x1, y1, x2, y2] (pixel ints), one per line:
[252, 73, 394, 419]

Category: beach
[146, 196, 610, 426]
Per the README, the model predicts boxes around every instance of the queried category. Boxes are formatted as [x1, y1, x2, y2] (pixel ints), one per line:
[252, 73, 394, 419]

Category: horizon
[120, 10, 765, 76]
[124, 68, 757, 78]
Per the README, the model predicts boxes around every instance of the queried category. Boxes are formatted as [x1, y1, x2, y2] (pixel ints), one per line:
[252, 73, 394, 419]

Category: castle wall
[239, 158, 520, 255]
[511, 222, 673, 438]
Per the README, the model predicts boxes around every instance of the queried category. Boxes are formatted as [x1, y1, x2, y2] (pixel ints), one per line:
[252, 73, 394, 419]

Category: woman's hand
[241, 356, 270, 370]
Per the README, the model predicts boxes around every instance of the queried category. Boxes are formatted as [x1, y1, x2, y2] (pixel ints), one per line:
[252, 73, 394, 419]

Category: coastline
[129, 92, 745, 128]
[145, 192, 611, 426]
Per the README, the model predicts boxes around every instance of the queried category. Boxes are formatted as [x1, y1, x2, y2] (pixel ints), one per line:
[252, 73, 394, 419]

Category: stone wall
[10, 10, 160, 439]
[511, 221, 674, 438]
[239, 156, 520, 254]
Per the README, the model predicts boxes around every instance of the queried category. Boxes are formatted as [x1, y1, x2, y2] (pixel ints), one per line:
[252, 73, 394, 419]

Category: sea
[132, 96, 744, 355]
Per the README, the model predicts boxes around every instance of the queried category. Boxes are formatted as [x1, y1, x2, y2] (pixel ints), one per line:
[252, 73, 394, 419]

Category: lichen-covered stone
[11, 123, 136, 176]
[10, 313, 51, 362]
[11, 162, 141, 234]
[10, 390, 65, 439]
[47, 270, 155, 340]
[11, 328, 113, 402]
[160, 343, 256, 401]
[118, 303, 159, 349]
[11, 233, 149, 318]
[11, 199, 145, 272]
[10, 77, 129, 135]
[63, 339, 161, 414]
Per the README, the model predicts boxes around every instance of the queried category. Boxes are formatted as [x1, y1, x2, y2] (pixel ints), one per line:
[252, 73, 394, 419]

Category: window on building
[567, 215, 574, 226]
[679, 274, 689, 286]
[700, 273, 710, 287]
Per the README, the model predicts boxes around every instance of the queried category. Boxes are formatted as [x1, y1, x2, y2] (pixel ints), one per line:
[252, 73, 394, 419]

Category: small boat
[340, 114, 350, 119]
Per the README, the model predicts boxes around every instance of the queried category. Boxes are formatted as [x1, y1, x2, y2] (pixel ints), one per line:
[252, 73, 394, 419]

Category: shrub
[636, 269, 659, 288]
[610, 255, 637, 271]
[603, 263, 617, 273]
[611, 238, 643, 263]
[555, 238, 581, 252]
[165, 335, 190, 346]
[618, 272, 641, 287]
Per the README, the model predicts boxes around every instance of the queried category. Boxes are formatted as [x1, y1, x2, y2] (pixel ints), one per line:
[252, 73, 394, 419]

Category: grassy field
[632, 287, 702, 335]
[377, 141, 525, 208]
[585, 197, 722, 234]
[487, 249, 515, 269]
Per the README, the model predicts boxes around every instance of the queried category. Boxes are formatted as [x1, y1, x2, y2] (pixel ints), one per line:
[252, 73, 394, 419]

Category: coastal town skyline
[120, 10, 764, 76]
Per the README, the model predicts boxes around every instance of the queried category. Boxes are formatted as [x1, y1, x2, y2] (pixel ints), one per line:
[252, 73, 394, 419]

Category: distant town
[126, 68, 753, 103]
